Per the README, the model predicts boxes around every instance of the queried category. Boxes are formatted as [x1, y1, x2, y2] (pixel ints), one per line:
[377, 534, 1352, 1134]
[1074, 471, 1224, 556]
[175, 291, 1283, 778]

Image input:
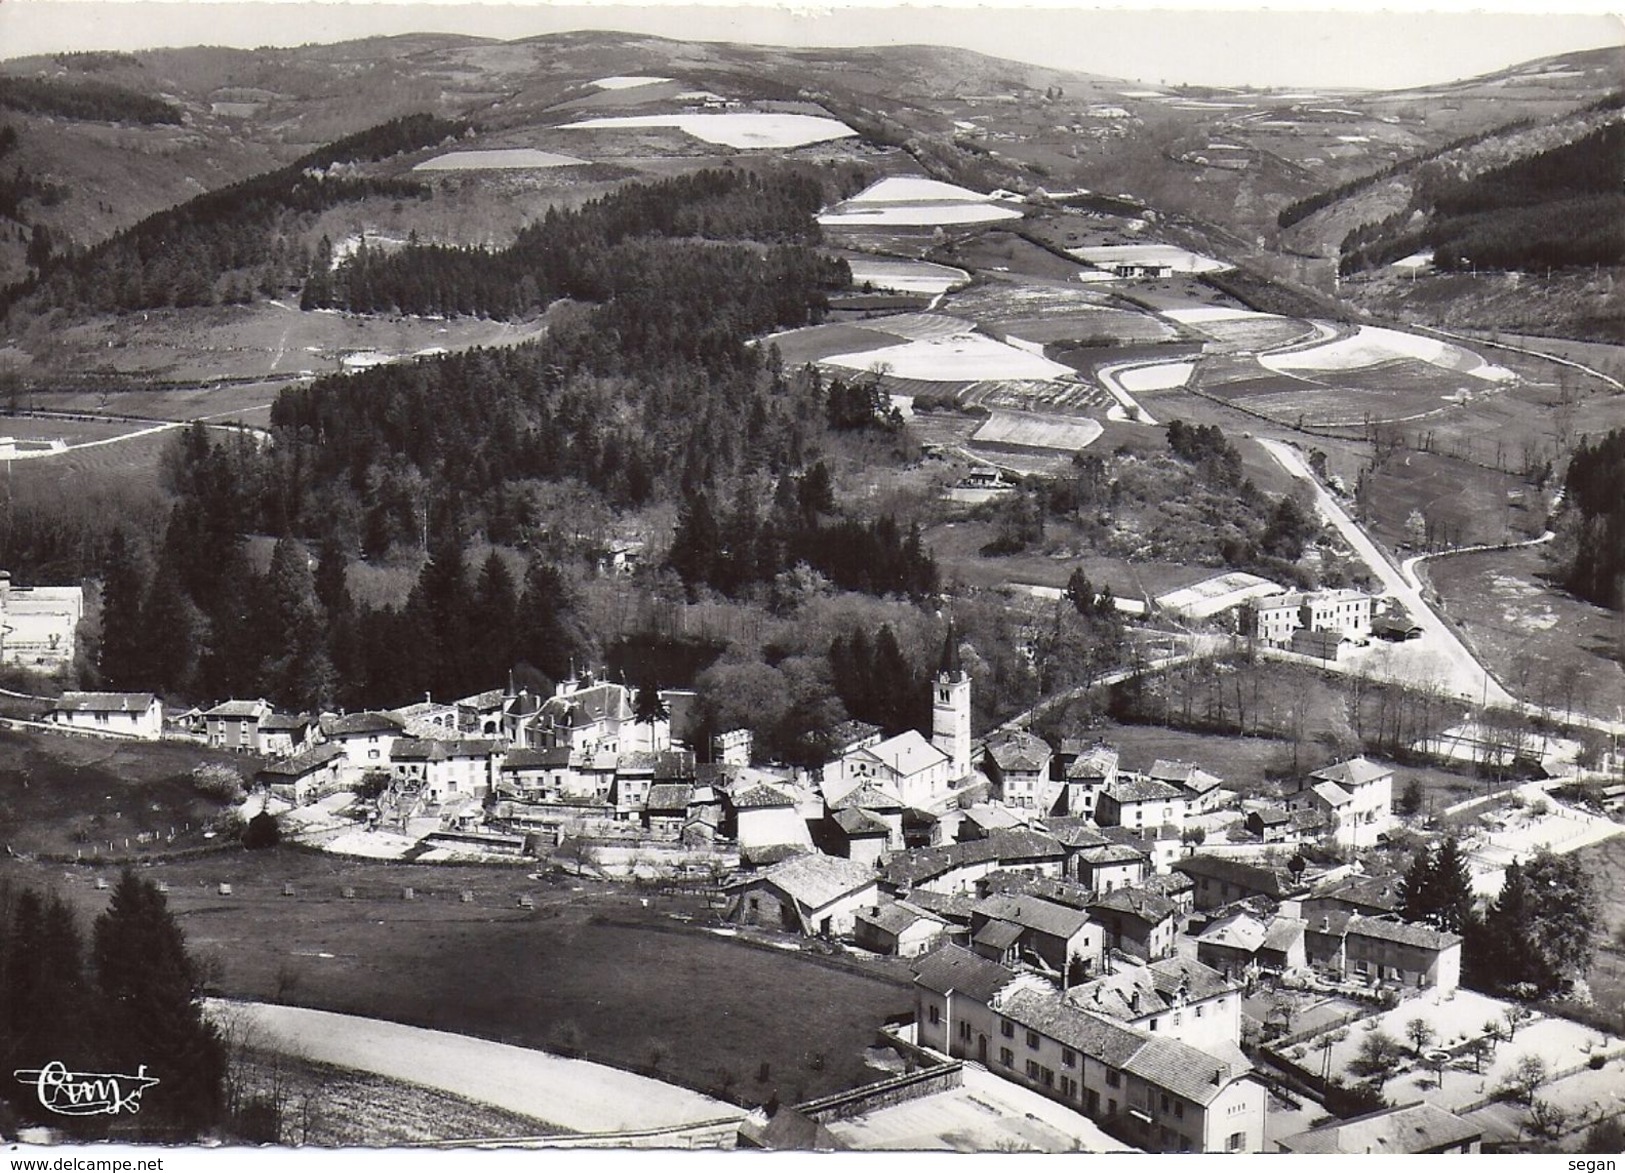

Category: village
[15, 564, 1625, 1154]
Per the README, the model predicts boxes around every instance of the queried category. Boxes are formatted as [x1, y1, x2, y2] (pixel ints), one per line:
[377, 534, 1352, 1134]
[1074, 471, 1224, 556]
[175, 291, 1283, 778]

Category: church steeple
[937, 620, 964, 680]
[933, 620, 971, 780]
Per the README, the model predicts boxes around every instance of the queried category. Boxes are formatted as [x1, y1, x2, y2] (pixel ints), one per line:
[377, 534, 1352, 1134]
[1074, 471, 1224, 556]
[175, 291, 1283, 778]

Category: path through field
[208, 1001, 744, 1133]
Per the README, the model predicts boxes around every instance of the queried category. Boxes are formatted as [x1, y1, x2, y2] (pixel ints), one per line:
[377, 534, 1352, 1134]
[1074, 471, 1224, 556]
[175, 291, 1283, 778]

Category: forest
[1338, 121, 1625, 275]
[1558, 427, 1625, 609]
[0, 73, 182, 124]
[8, 113, 466, 311]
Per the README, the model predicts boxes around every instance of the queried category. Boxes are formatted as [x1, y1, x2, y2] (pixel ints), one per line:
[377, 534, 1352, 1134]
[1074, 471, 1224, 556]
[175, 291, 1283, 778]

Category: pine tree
[98, 528, 149, 688]
[263, 536, 335, 710]
[92, 870, 225, 1140]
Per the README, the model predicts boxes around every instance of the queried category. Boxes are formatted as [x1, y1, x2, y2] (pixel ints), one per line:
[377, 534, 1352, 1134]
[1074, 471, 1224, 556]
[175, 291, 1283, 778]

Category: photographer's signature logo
[13, 1061, 159, 1116]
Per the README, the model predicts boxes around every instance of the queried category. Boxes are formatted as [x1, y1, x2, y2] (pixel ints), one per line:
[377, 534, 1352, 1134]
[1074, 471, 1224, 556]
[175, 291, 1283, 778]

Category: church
[825, 629, 974, 814]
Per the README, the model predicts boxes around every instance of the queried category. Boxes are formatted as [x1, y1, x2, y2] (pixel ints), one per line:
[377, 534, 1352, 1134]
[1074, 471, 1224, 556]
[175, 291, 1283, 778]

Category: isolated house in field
[854, 899, 950, 957]
[913, 947, 1268, 1153]
[984, 730, 1057, 812]
[48, 692, 163, 740]
[319, 711, 406, 770]
[1064, 744, 1119, 820]
[203, 699, 273, 751]
[1277, 1102, 1481, 1154]
[728, 854, 879, 937]
[1146, 760, 1225, 814]
[1097, 776, 1188, 834]
[1067, 957, 1243, 1052]
[256, 742, 349, 805]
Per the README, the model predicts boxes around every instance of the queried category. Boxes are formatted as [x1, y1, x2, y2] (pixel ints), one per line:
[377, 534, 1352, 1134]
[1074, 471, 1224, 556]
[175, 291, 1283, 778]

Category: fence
[423, 1115, 745, 1150]
[793, 1062, 964, 1123]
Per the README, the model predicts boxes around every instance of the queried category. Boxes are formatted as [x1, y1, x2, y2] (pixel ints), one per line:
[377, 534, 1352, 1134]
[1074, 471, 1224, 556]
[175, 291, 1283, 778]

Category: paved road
[207, 1000, 742, 1133]
[1257, 437, 1515, 708]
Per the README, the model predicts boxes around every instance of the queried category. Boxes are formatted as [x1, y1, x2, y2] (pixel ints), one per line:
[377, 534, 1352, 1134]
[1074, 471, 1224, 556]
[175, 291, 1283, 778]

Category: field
[24, 382, 280, 424]
[6, 427, 179, 495]
[844, 256, 969, 295]
[1426, 546, 1624, 721]
[414, 149, 588, 170]
[1258, 325, 1510, 381]
[15, 302, 547, 385]
[564, 113, 857, 149]
[823, 333, 1076, 382]
[1362, 450, 1546, 552]
[923, 518, 1213, 598]
[971, 411, 1103, 452]
[761, 322, 908, 368]
[17, 851, 913, 1111]
[819, 178, 1022, 228]
[1068, 244, 1230, 274]
[0, 726, 250, 858]
[0, 416, 156, 445]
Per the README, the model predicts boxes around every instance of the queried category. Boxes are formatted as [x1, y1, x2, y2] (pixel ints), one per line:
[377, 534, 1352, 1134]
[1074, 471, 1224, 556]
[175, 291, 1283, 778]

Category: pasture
[1362, 450, 1546, 552]
[1067, 244, 1231, 274]
[6, 426, 177, 495]
[972, 411, 1103, 453]
[563, 113, 857, 150]
[822, 333, 1076, 383]
[844, 256, 969, 296]
[18, 853, 913, 1111]
[414, 148, 588, 170]
[0, 726, 250, 859]
[1426, 546, 1625, 721]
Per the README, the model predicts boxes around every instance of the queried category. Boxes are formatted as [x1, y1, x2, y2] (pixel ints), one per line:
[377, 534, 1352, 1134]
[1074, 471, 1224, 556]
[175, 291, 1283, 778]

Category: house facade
[1097, 777, 1188, 833]
[203, 699, 273, 751]
[49, 692, 163, 740]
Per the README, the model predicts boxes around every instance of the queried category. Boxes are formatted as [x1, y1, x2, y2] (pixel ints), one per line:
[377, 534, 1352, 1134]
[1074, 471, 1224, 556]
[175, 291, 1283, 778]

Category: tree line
[304, 165, 834, 318]
[1558, 427, 1625, 609]
[8, 113, 465, 314]
[1338, 121, 1625, 275]
[0, 73, 181, 124]
[0, 872, 225, 1141]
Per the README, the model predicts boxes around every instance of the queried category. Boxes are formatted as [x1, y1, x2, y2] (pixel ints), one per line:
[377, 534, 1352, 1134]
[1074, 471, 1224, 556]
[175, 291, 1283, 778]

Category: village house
[1101, 824, 1187, 876]
[1287, 757, 1394, 849]
[1292, 872, 1403, 921]
[1277, 1102, 1481, 1154]
[1173, 855, 1302, 913]
[1096, 776, 1188, 834]
[728, 775, 816, 861]
[955, 803, 1031, 842]
[389, 737, 505, 802]
[48, 692, 163, 740]
[970, 893, 1103, 977]
[828, 782, 906, 852]
[1146, 761, 1225, 814]
[498, 746, 573, 801]
[1243, 806, 1326, 845]
[391, 698, 462, 740]
[853, 899, 951, 957]
[530, 673, 670, 754]
[1067, 958, 1243, 1053]
[1089, 885, 1179, 961]
[319, 711, 406, 771]
[643, 782, 693, 840]
[1335, 915, 1462, 993]
[881, 829, 1067, 896]
[913, 949, 1268, 1153]
[830, 807, 893, 866]
[983, 730, 1058, 813]
[1072, 843, 1150, 894]
[727, 854, 880, 937]
[256, 742, 349, 806]
[1064, 744, 1119, 820]
[202, 699, 273, 751]
[259, 713, 315, 758]
[1195, 911, 1307, 982]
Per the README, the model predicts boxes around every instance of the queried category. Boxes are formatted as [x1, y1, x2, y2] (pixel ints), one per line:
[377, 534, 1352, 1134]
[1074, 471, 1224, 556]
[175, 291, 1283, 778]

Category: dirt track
[209, 1000, 743, 1133]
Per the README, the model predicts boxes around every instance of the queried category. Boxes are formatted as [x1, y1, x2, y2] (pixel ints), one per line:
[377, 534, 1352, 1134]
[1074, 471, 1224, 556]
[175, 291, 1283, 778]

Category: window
[1001, 1021, 1015, 1039]
[1161, 1095, 1170, 1114]
[1174, 1102, 1184, 1119]
[1227, 1132, 1246, 1152]
[959, 1021, 972, 1041]
[928, 1005, 941, 1025]
[1026, 1030, 1040, 1050]
[1149, 1018, 1158, 1031]
[1106, 1069, 1122, 1088]
[1026, 1060, 1040, 1080]
[1061, 1076, 1078, 1101]
[1087, 1089, 1100, 1114]
[1195, 1005, 1204, 1018]
[1000, 1047, 1014, 1068]
[1108, 1098, 1117, 1117]
[1062, 1048, 1076, 1068]
[1173, 1012, 1182, 1026]
[1041, 1066, 1054, 1088]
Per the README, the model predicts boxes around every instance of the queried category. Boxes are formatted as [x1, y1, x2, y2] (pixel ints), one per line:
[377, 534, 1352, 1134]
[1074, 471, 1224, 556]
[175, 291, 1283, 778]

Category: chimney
[1321, 916, 1331, 932]
[1129, 990, 1140, 1013]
